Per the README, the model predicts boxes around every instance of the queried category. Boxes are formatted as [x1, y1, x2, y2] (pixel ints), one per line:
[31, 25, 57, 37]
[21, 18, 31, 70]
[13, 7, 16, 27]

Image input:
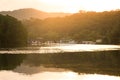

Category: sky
[0, 0, 120, 13]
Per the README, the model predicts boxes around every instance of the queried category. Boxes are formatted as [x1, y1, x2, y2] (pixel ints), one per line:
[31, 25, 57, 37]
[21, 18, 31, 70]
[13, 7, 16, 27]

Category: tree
[23, 10, 120, 44]
[0, 14, 27, 48]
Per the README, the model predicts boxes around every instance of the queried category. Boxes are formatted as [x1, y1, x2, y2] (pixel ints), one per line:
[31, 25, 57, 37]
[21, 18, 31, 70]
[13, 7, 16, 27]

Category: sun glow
[37, 0, 120, 13]
[0, 0, 120, 13]
[38, 0, 80, 13]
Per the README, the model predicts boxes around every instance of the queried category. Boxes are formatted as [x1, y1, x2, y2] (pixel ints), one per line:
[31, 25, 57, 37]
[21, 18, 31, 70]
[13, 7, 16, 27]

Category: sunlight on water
[0, 71, 120, 80]
[50, 44, 120, 52]
[79, 74, 120, 80]
[0, 44, 120, 54]
[39, 44, 120, 53]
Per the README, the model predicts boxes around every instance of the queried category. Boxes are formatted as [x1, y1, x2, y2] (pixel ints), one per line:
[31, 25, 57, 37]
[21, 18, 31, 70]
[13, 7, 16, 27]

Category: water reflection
[14, 64, 69, 74]
[0, 71, 120, 80]
[0, 46, 120, 80]
[0, 54, 26, 70]
[0, 50, 120, 75]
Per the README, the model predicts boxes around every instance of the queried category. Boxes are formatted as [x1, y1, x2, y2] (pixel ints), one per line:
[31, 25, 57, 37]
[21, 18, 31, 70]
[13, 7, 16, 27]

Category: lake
[0, 44, 120, 80]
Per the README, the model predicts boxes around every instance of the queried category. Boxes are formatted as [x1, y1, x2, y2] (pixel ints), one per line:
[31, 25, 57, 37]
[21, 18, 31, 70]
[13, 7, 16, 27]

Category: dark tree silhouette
[0, 14, 27, 48]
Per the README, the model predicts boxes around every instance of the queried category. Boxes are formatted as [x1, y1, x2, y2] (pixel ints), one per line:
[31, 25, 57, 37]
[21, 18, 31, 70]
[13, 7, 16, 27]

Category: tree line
[23, 10, 120, 44]
[0, 10, 120, 48]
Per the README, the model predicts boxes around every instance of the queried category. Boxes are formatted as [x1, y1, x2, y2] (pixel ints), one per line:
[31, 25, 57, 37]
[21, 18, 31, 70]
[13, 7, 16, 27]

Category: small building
[59, 38, 76, 44]
[28, 37, 44, 46]
[81, 41, 95, 44]
[96, 39, 102, 44]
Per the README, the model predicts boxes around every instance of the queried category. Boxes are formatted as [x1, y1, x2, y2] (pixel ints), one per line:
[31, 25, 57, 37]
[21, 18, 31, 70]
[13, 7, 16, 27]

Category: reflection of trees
[23, 51, 120, 75]
[0, 54, 26, 70]
[1, 51, 119, 76]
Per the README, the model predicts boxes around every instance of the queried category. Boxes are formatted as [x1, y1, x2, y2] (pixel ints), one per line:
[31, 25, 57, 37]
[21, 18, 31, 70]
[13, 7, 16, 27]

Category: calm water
[0, 44, 120, 54]
[0, 44, 120, 80]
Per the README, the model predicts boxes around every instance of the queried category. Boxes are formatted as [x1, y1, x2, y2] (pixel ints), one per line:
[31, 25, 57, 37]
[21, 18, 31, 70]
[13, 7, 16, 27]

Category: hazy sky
[0, 0, 120, 13]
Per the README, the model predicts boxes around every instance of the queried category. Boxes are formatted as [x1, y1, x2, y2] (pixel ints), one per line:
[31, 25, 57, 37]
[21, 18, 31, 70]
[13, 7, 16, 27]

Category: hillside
[23, 10, 120, 44]
[0, 8, 71, 20]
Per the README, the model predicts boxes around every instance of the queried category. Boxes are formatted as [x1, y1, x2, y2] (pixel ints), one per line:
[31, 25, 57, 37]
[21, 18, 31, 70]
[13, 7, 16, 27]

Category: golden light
[82, 74, 120, 80]
[1, 71, 120, 80]
[0, 0, 120, 13]
[36, 0, 120, 13]
[37, 0, 80, 13]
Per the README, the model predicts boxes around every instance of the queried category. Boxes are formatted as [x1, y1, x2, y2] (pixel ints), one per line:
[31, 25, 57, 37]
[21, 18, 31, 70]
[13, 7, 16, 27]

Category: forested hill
[0, 8, 71, 20]
[23, 10, 120, 44]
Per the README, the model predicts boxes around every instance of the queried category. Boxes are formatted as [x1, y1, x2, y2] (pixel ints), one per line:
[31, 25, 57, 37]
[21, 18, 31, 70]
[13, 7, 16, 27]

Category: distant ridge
[0, 8, 71, 20]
